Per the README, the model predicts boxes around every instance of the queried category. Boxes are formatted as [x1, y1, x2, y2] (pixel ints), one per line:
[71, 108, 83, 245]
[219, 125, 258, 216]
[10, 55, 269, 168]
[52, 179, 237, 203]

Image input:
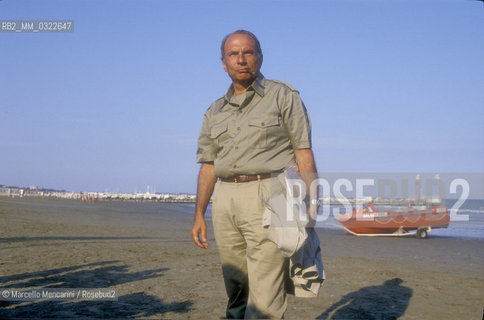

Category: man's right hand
[191, 163, 216, 249]
[191, 216, 209, 249]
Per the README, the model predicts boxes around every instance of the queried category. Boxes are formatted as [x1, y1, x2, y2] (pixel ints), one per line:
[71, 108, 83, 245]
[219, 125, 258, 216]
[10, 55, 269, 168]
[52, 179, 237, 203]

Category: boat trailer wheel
[417, 228, 428, 239]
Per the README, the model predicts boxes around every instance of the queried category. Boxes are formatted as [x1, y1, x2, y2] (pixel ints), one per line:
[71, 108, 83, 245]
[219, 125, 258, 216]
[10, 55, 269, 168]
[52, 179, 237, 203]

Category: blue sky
[1, 0, 483, 193]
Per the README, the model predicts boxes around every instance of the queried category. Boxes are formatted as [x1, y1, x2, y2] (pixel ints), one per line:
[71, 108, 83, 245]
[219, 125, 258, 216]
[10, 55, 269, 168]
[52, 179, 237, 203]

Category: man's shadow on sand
[0, 260, 192, 318]
[318, 278, 412, 320]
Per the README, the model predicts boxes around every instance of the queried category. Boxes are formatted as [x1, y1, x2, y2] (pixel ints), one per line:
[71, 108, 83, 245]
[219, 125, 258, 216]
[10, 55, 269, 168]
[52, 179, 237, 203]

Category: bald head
[220, 30, 262, 60]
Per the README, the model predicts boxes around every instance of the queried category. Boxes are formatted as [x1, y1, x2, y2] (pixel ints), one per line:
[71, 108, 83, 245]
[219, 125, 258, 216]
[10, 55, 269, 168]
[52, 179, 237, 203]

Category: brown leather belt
[220, 174, 274, 183]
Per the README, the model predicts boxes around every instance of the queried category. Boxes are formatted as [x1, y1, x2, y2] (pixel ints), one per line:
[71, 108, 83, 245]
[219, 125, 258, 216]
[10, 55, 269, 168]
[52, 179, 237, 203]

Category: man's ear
[222, 59, 228, 73]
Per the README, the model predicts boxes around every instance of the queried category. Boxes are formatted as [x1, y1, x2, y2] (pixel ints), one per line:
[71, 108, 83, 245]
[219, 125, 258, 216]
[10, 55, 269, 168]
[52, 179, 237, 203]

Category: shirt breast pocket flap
[248, 116, 280, 128]
[210, 123, 228, 139]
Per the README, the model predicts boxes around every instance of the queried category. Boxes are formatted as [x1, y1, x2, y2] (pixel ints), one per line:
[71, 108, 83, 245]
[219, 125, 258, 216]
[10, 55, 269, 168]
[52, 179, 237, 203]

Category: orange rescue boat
[335, 203, 450, 239]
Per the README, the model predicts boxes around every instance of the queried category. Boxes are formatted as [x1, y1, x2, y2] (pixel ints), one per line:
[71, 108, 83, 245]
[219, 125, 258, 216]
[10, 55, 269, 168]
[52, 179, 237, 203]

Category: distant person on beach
[191, 30, 318, 318]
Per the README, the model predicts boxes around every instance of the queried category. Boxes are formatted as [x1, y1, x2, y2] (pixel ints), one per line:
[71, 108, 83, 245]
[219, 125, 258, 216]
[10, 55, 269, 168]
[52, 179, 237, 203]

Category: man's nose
[236, 53, 246, 64]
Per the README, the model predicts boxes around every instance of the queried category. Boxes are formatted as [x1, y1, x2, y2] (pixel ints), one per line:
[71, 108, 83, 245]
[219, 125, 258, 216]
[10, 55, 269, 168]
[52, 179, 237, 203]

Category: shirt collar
[251, 73, 265, 97]
[224, 73, 266, 103]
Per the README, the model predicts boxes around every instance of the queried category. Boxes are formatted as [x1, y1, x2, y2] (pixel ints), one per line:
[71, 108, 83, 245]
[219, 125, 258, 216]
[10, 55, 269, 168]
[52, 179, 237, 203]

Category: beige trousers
[212, 178, 287, 319]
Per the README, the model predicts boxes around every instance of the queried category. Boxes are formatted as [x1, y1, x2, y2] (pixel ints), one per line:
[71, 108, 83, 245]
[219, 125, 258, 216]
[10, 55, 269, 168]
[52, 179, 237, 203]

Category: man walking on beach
[191, 30, 318, 319]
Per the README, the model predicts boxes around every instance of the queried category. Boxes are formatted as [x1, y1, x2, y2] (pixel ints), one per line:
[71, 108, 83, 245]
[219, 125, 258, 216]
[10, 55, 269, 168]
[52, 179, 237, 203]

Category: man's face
[222, 33, 262, 85]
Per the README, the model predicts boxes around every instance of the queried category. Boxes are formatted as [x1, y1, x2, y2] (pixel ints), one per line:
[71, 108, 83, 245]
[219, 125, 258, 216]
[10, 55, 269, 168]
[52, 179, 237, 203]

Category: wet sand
[0, 196, 483, 319]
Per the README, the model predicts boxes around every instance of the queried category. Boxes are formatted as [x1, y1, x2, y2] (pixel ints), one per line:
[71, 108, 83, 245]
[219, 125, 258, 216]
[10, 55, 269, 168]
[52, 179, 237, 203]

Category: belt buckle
[237, 175, 249, 183]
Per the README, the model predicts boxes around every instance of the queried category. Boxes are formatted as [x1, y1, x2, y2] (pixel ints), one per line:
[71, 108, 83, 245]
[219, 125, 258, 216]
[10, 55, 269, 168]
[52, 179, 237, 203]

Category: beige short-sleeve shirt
[196, 74, 312, 178]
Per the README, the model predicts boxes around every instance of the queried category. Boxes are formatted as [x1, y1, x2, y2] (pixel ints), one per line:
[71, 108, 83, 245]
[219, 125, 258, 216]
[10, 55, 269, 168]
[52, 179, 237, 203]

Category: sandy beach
[0, 196, 483, 319]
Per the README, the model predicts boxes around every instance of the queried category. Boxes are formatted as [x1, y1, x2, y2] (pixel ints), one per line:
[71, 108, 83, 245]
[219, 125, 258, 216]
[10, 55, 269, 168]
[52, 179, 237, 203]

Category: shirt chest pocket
[248, 116, 282, 149]
[210, 123, 229, 147]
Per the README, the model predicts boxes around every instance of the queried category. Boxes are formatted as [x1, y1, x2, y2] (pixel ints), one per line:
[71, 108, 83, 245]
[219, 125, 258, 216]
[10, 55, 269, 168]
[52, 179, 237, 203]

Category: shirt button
[233, 165, 237, 168]
[261, 122, 265, 126]
[235, 146, 239, 150]
[237, 127, 241, 130]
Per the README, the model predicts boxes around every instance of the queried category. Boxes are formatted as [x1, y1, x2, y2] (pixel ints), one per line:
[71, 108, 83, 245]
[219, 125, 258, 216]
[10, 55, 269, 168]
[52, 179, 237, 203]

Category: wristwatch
[310, 199, 321, 206]
[304, 197, 321, 206]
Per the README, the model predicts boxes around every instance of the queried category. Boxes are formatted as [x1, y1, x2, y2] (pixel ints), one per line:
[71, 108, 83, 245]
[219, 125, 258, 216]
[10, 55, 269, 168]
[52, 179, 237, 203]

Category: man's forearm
[294, 148, 318, 219]
[294, 148, 318, 192]
[192, 163, 216, 249]
[195, 163, 217, 218]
